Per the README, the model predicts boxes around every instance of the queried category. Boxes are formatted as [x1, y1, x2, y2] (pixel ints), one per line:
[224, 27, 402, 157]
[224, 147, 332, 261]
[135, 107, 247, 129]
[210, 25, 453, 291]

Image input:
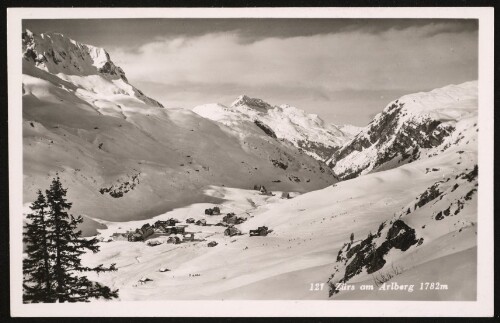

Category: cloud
[109, 23, 477, 125]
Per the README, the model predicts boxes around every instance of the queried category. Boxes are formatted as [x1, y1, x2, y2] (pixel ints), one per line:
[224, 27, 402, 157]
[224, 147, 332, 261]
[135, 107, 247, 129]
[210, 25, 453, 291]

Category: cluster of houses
[110, 205, 273, 246]
[119, 218, 193, 243]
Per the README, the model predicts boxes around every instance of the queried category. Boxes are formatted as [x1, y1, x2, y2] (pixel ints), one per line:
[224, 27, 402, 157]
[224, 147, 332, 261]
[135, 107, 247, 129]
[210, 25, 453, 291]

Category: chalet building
[205, 206, 221, 215]
[224, 226, 242, 237]
[167, 236, 181, 244]
[127, 223, 154, 241]
[153, 218, 181, 228]
[223, 213, 245, 225]
[128, 232, 143, 242]
[160, 226, 186, 235]
[250, 226, 270, 237]
[195, 219, 207, 226]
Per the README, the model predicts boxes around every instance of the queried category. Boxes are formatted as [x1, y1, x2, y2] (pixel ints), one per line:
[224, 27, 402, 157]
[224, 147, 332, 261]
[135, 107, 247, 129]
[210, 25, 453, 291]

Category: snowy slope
[76, 80, 477, 301]
[193, 95, 356, 161]
[327, 81, 478, 180]
[22, 30, 337, 226]
[21, 29, 478, 301]
[81, 119, 477, 300]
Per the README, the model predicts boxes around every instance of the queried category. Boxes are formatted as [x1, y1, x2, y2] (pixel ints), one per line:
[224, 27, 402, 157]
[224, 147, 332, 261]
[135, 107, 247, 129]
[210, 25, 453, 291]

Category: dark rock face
[98, 61, 128, 82]
[329, 102, 455, 180]
[462, 165, 478, 182]
[271, 159, 288, 170]
[99, 173, 140, 198]
[386, 220, 418, 252]
[233, 95, 273, 112]
[328, 219, 419, 296]
[23, 32, 47, 66]
[415, 183, 442, 209]
[297, 140, 339, 161]
[254, 120, 277, 139]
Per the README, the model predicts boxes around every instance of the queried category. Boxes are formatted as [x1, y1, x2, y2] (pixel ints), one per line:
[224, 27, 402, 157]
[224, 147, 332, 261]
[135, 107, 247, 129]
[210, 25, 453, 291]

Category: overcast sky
[24, 19, 478, 126]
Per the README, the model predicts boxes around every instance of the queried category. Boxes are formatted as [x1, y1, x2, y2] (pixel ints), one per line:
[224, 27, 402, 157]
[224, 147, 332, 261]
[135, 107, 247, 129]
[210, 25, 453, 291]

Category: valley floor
[81, 152, 477, 300]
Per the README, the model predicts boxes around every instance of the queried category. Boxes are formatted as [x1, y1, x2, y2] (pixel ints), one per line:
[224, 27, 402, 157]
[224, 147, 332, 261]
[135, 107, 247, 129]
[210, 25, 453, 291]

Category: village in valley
[109, 184, 279, 247]
[77, 183, 299, 295]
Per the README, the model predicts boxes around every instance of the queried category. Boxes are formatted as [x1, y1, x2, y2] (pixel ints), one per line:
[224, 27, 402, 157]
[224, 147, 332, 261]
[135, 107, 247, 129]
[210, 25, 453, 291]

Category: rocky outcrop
[232, 95, 273, 112]
[328, 102, 455, 180]
[254, 120, 277, 139]
[22, 29, 163, 108]
[327, 82, 477, 180]
[327, 162, 478, 297]
[329, 219, 419, 296]
[99, 173, 141, 198]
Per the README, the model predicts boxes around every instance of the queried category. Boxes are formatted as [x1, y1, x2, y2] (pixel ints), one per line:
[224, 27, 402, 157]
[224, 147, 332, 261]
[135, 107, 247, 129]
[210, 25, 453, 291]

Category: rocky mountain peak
[22, 29, 163, 108]
[231, 95, 274, 112]
[327, 81, 478, 180]
[22, 29, 127, 81]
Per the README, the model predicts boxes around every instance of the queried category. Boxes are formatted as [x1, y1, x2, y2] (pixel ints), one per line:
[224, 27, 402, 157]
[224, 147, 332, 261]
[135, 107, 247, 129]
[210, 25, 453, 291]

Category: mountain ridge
[327, 81, 478, 180]
[22, 29, 164, 108]
[193, 96, 359, 161]
[22, 30, 337, 223]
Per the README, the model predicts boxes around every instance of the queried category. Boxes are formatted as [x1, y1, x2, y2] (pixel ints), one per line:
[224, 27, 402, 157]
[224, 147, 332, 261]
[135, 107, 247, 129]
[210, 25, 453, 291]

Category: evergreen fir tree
[23, 190, 54, 303]
[23, 176, 119, 303]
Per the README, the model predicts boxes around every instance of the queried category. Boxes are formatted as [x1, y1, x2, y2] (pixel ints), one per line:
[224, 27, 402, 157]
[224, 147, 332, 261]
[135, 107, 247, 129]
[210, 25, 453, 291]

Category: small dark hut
[195, 219, 207, 226]
[167, 236, 181, 244]
[224, 226, 242, 237]
[161, 226, 186, 235]
[154, 218, 180, 228]
[250, 226, 270, 237]
[223, 213, 246, 225]
[281, 192, 291, 199]
[204, 206, 221, 215]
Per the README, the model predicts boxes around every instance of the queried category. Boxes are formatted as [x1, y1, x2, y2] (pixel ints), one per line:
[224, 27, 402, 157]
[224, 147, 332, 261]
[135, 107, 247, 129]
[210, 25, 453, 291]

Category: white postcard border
[8, 7, 494, 317]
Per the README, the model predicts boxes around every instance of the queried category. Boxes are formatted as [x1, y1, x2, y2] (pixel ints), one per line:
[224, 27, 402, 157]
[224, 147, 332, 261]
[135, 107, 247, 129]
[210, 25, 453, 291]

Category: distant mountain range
[22, 30, 337, 223]
[193, 96, 362, 161]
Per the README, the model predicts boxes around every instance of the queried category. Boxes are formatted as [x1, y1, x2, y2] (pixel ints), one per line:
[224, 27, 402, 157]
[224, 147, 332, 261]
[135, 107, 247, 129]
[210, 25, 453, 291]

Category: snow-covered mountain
[327, 81, 478, 180]
[22, 30, 164, 108]
[193, 96, 358, 161]
[22, 30, 337, 227]
[85, 96, 477, 299]
[20, 29, 478, 301]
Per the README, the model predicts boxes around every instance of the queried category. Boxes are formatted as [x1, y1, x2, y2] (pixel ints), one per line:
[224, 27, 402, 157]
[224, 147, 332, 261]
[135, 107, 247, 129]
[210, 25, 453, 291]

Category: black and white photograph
[7, 7, 494, 317]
